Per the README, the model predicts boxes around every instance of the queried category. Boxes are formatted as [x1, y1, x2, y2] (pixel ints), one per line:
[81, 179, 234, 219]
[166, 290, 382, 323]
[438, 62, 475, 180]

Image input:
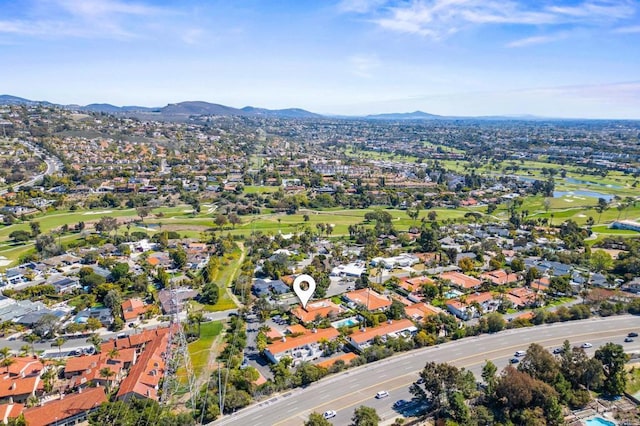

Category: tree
[33, 313, 60, 338]
[110, 262, 130, 282]
[595, 342, 628, 396]
[9, 230, 31, 243]
[518, 343, 560, 384]
[24, 334, 38, 356]
[215, 214, 228, 229]
[95, 216, 118, 236]
[104, 289, 123, 318]
[86, 317, 102, 332]
[387, 300, 406, 320]
[351, 406, 380, 426]
[200, 282, 220, 305]
[448, 391, 471, 424]
[29, 221, 41, 237]
[511, 257, 525, 272]
[228, 212, 241, 228]
[481, 360, 498, 395]
[169, 247, 187, 270]
[590, 250, 613, 273]
[99, 367, 115, 391]
[304, 412, 332, 426]
[485, 313, 506, 333]
[87, 333, 103, 353]
[458, 257, 474, 272]
[136, 206, 152, 222]
[51, 337, 66, 355]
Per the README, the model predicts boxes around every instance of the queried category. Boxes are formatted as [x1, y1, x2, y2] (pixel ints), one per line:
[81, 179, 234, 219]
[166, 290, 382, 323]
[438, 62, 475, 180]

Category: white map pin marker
[293, 274, 316, 309]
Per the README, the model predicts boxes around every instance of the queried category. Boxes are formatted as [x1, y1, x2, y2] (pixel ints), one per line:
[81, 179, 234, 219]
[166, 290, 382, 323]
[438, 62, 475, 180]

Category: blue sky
[1, 0, 639, 118]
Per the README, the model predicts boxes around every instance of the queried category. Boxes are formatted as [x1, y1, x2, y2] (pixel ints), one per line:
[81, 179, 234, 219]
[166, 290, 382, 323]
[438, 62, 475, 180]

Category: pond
[553, 190, 614, 202]
[565, 177, 622, 189]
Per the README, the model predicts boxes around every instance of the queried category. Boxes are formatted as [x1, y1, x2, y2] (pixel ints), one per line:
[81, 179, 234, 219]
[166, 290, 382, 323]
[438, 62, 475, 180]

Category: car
[376, 390, 390, 399]
[552, 347, 564, 354]
[393, 399, 409, 409]
[416, 377, 425, 384]
[509, 358, 520, 364]
[581, 343, 593, 348]
[514, 350, 526, 357]
[323, 410, 336, 419]
[624, 337, 634, 343]
[628, 332, 638, 337]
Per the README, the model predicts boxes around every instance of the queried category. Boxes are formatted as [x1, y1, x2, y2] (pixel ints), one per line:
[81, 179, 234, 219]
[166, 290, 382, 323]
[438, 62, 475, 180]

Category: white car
[581, 342, 593, 348]
[323, 410, 337, 419]
[376, 390, 390, 399]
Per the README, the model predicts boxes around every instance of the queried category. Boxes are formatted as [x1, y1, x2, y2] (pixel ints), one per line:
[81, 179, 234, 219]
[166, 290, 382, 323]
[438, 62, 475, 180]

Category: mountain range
[1, 94, 552, 121]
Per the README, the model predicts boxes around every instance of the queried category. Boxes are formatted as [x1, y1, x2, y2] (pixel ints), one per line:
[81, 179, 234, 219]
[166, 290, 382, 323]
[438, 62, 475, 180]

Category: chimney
[312, 328, 317, 333]
[388, 319, 392, 324]
[78, 387, 82, 393]
[281, 336, 286, 342]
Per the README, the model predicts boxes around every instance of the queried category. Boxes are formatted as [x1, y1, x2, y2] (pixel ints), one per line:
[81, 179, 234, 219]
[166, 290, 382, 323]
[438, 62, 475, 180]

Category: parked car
[323, 410, 337, 419]
[393, 400, 409, 409]
[514, 350, 526, 357]
[376, 390, 390, 399]
[628, 332, 638, 337]
[581, 343, 593, 348]
[552, 347, 564, 354]
[510, 358, 520, 364]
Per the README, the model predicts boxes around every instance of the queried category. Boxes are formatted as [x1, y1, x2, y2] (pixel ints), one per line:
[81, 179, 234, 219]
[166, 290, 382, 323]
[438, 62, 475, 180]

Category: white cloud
[343, 0, 639, 39]
[348, 54, 381, 78]
[506, 33, 567, 48]
[614, 25, 640, 33]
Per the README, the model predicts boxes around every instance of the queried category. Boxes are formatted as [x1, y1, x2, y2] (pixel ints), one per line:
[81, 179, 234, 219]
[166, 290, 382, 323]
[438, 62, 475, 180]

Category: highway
[212, 315, 640, 426]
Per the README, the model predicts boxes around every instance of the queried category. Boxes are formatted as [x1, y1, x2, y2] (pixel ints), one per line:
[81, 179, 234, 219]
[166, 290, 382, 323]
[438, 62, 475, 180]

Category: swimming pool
[444, 290, 463, 299]
[332, 317, 359, 328]
[584, 417, 616, 426]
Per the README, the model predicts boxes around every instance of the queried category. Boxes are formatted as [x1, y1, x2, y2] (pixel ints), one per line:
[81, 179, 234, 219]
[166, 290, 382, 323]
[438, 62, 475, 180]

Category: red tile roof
[344, 289, 392, 311]
[348, 319, 415, 345]
[480, 270, 520, 285]
[0, 375, 42, 399]
[439, 272, 481, 289]
[266, 328, 339, 356]
[23, 387, 106, 426]
[291, 299, 343, 323]
[0, 402, 24, 423]
[121, 298, 151, 321]
[116, 332, 169, 401]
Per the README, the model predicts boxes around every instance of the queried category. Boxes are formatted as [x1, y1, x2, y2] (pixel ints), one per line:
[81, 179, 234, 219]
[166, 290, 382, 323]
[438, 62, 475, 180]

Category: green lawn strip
[187, 321, 224, 377]
[626, 366, 640, 395]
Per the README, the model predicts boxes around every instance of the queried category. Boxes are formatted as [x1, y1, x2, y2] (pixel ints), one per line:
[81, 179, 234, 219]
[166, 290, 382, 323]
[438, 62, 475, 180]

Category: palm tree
[51, 337, 65, 355]
[0, 347, 10, 360]
[40, 368, 56, 393]
[1, 357, 14, 373]
[99, 367, 116, 392]
[19, 345, 31, 357]
[107, 348, 120, 361]
[86, 333, 102, 353]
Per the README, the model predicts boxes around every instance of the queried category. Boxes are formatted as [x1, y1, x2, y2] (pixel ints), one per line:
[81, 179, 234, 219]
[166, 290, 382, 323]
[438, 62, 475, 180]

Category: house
[116, 330, 170, 401]
[0, 402, 23, 424]
[480, 270, 520, 286]
[506, 287, 539, 308]
[0, 374, 43, 404]
[343, 289, 392, 312]
[531, 277, 551, 292]
[330, 262, 366, 277]
[252, 279, 290, 297]
[264, 327, 340, 364]
[405, 303, 441, 321]
[291, 300, 344, 324]
[439, 271, 482, 290]
[74, 307, 114, 327]
[50, 277, 81, 294]
[22, 386, 107, 426]
[158, 288, 197, 314]
[347, 319, 417, 352]
[466, 292, 500, 314]
[622, 277, 640, 294]
[121, 298, 151, 322]
[370, 254, 419, 269]
[64, 348, 136, 390]
[446, 300, 474, 321]
[398, 276, 434, 293]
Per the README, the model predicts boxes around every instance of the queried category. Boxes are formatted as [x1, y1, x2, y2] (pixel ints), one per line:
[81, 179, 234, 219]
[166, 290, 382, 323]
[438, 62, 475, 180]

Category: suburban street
[212, 315, 640, 426]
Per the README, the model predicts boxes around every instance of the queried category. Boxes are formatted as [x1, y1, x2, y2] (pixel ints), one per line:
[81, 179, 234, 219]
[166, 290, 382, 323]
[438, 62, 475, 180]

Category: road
[0, 140, 62, 194]
[212, 315, 640, 426]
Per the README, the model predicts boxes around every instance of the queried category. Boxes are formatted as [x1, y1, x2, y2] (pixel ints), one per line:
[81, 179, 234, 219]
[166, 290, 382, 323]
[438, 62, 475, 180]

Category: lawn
[187, 321, 224, 378]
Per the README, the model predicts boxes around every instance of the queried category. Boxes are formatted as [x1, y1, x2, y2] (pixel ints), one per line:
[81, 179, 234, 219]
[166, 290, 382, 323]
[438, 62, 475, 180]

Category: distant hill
[80, 103, 156, 113]
[160, 101, 243, 116]
[365, 111, 441, 120]
[0, 94, 52, 106]
[241, 106, 321, 118]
